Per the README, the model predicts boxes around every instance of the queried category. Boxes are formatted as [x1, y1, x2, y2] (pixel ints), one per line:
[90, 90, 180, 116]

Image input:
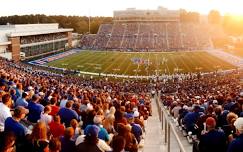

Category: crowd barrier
[156, 92, 187, 152]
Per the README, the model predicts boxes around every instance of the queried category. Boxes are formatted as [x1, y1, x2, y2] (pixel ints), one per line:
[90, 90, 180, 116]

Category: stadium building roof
[0, 23, 73, 37]
[8, 28, 73, 37]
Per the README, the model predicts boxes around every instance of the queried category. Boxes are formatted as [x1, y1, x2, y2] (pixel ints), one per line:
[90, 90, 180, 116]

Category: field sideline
[46, 50, 236, 76]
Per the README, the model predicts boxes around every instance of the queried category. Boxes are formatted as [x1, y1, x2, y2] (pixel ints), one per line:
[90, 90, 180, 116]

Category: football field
[46, 50, 235, 76]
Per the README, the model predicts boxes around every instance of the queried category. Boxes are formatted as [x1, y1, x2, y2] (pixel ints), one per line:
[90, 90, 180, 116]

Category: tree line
[0, 12, 243, 36]
[0, 15, 112, 34]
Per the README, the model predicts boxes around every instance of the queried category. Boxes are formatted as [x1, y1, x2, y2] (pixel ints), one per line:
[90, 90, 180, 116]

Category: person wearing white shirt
[59, 95, 68, 108]
[40, 106, 52, 126]
[0, 94, 12, 131]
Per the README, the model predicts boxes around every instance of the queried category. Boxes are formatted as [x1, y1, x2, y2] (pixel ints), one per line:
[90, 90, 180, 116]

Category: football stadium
[26, 7, 237, 78]
[0, 1, 243, 152]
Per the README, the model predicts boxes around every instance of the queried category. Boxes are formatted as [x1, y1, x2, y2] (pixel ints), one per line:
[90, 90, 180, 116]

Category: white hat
[38, 92, 45, 96]
[28, 86, 34, 90]
[87, 103, 93, 111]
[234, 118, 243, 131]
[213, 100, 218, 104]
[240, 92, 243, 97]
[183, 105, 189, 110]
[48, 96, 52, 100]
[133, 111, 139, 117]
[93, 115, 102, 124]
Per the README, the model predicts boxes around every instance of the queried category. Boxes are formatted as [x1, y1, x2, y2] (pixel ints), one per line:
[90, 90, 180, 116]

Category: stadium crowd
[1, 53, 243, 151]
[0, 57, 152, 152]
[161, 70, 243, 152]
[20, 33, 67, 44]
[80, 22, 211, 51]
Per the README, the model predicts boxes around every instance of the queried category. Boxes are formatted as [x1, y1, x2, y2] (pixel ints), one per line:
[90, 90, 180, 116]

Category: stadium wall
[9, 37, 20, 61]
[67, 32, 72, 48]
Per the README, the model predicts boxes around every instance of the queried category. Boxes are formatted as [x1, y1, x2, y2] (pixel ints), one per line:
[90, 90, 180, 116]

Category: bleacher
[0, 57, 153, 152]
[80, 22, 212, 51]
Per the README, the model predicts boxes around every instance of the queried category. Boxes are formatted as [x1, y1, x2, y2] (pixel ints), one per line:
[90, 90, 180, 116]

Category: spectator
[223, 112, 238, 142]
[227, 117, 243, 152]
[116, 123, 138, 152]
[15, 92, 29, 108]
[27, 94, 44, 123]
[60, 127, 75, 152]
[40, 106, 52, 126]
[199, 117, 227, 152]
[9, 88, 18, 103]
[57, 101, 79, 127]
[0, 82, 7, 95]
[0, 132, 16, 152]
[34, 139, 49, 152]
[49, 115, 65, 138]
[102, 115, 115, 134]
[110, 135, 126, 152]
[4, 106, 29, 151]
[59, 96, 68, 108]
[127, 113, 143, 144]
[183, 105, 201, 134]
[76, 125, 102, 152]
[49, 138, 61, 152]
[49, 97, 60, 117]
[15, 83, 23, 99]
[85, 115, 109, 142]
[27, 121, 49, 152]
[70, 119, 81, 141]
[0, 94, 12, 132]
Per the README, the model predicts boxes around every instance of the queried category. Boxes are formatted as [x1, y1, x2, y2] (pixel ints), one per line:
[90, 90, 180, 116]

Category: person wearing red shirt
[49, 97, 60, 116]
[49, 115, 65, 138]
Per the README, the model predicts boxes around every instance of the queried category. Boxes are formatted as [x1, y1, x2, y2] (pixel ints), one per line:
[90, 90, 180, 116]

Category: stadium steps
[142, 95, 193, 152]
[142, 97, 166, 152]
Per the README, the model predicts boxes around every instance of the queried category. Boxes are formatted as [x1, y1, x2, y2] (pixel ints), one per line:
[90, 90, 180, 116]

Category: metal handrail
[158, 97, 187, 152]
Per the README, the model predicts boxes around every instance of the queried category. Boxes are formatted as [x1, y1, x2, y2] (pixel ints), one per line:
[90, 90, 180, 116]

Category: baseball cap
[86, 125, 100, 137]
[126, 113, 134, 119]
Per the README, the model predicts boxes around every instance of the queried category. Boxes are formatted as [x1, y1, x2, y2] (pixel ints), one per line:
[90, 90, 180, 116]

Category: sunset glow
[0, 0, 243, 16]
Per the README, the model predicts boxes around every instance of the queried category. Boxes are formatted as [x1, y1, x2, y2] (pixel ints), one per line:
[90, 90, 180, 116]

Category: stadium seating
[0, 57, 152, 152]
[80, 22, 212, 51]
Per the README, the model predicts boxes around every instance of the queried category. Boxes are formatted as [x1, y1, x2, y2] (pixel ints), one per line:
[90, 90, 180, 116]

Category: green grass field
[46, 51, 235, 76]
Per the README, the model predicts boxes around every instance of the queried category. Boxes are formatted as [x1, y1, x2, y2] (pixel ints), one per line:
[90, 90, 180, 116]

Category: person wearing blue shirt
[183, 105, 201, 134]
[15, 92, 29, 108]
[57, 100, 79, 127]
[127, 114, 143, 143]
[4, 106, 29, 151]
[27, 94, 44, 123]
[199, 117, 226, 152]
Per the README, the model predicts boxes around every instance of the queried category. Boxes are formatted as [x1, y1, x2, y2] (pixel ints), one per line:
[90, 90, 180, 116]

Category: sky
[1, 0, 243, 17]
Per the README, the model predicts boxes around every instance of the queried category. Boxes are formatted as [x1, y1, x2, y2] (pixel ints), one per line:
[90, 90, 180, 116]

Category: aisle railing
[156, 92, 187, 152]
